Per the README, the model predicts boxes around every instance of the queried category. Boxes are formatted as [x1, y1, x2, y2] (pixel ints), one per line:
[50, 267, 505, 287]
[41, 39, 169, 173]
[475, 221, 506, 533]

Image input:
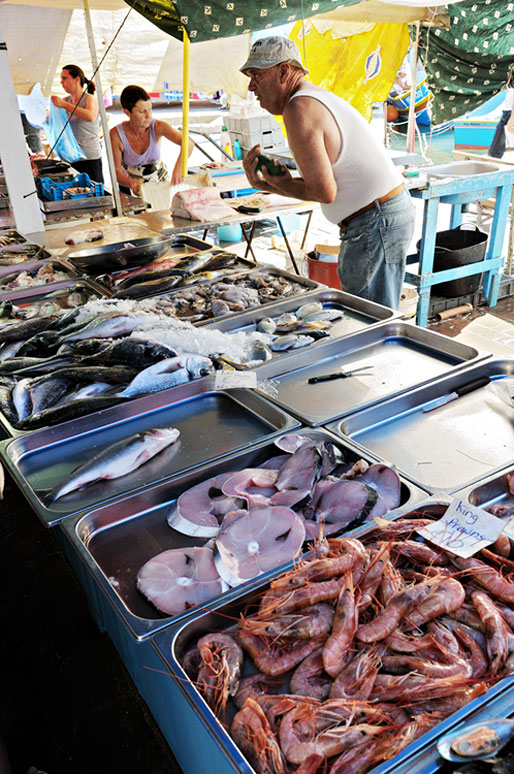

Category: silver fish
[118, 357, 192, 398]
[270, 334, 314, 351]
[51, 426, 180, 500]
[12, 378, 32, 421]
[59, 312, 161, 343]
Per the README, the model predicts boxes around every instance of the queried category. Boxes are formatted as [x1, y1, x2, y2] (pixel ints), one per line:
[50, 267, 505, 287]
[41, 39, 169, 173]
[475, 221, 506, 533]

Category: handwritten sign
[214, 370, 257, 390]
[416, 497, 506, 558]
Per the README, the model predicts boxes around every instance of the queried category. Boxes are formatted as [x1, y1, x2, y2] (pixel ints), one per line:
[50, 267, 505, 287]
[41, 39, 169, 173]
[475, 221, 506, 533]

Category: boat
[388, 78, 433, 126]
[454, 91, 505, 150]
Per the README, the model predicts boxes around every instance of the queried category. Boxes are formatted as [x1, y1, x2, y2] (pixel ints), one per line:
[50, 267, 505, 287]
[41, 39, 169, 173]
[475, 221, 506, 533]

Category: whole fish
[16, 395, 127, 430]
[112, 275, 185, 299]
[51, 426, 180, 500]
[96, 338, 178, 369]
[12, 378, 32, 421]
[0, 383, 17, 425]
[118, 354, 212, 397]
[0, 315, 60, 343]
[115, 268, 187, 292]
[29, 377, 72, 415]
[50, 365, 138, 384]
[59, 312, 161, 342]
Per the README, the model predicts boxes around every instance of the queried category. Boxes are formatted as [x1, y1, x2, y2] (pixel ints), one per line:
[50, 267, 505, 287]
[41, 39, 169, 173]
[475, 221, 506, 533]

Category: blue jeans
[337, 188, 415, 309]
[488, 110, 510, 159]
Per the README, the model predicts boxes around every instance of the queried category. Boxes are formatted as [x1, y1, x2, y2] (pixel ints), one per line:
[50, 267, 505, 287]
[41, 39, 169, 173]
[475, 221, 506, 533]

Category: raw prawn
[390, 539, 450, 566]
[289, 647, 331, 700]
[240, 603, 334, 640]
[370, 672, 471, 702]
[260, 578, 345, 617]
[358, 545, 390, 610]
[329, 646, 381, 700]
[231, 697, 286, 774]
[454, 627, 489, 678]
[450, 554, 514, 604]
[471, 589, 510, 674]
[322, 572, 357, 678]
[404, 577, 465, 628]
[357, 581, 435, 643]
[197, 632, 243, 714]
[270, 539, 367, 590]
[380, 654, 472, 678]
[238, 631, 328, 676]
[278, 702, 384, 766]
[233, 673, 284, 710]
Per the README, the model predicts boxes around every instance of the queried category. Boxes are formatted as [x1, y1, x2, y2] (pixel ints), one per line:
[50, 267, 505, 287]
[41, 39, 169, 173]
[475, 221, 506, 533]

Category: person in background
[488, 87, 514, 159]
[51, 64, 103, 183]
[240, 36, 415, 309]
[109, 85, 193, 196]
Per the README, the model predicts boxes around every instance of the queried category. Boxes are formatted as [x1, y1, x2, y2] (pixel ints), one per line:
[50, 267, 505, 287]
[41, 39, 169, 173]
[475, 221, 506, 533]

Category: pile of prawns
[183, 515, 514, 774]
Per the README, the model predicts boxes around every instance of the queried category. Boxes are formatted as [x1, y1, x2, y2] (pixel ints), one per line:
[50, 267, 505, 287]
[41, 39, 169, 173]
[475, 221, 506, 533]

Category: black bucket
[416, 225, 488, 298]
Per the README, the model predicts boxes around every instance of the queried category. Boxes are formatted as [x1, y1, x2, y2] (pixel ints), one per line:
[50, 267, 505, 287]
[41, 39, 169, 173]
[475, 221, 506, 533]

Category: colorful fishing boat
[453, 91, 505, 150]
[388, 78, 433, 126]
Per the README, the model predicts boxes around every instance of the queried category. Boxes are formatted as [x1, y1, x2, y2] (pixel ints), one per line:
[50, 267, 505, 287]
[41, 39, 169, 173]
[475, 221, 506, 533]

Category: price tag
[416, 497, 506, 558]
[214, 370, 257, 390]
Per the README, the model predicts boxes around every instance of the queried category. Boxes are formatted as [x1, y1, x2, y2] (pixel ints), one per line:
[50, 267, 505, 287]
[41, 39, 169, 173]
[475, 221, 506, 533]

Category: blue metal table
[406, 165, 514, 326]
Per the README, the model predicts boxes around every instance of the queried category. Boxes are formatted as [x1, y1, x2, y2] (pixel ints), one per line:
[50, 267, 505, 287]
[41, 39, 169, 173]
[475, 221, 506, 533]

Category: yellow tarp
[291, 19, 410, 121]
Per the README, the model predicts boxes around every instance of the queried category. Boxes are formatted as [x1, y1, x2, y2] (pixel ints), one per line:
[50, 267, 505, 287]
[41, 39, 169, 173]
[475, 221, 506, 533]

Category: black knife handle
[308, 373, 346, 384]
[455, 376, 491, 397]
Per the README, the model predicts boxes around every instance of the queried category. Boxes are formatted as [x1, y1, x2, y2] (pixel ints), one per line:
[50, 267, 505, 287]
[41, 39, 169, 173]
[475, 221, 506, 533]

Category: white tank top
[288, 86, 402, 223]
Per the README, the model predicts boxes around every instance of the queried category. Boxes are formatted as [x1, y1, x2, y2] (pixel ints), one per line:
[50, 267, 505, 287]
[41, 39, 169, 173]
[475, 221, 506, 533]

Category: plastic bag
[43, 102, 86, 164]
[490, 375, 514, 408]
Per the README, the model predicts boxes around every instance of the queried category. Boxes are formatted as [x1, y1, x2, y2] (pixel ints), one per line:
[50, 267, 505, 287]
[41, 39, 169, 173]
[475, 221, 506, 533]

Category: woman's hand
[129, 178, 142, 196]
[170, 170, 184, 186]
[50, 96, 68, 110]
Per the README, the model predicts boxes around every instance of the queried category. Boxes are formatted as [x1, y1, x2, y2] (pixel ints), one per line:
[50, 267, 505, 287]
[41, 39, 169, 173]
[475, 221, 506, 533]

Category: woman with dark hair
[109, 84, 192, 195]
[50, 64, 103, 183]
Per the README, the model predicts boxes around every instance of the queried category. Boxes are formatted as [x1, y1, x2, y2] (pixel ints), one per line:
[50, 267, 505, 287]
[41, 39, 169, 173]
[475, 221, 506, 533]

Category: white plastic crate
[226, 113, 283, 153]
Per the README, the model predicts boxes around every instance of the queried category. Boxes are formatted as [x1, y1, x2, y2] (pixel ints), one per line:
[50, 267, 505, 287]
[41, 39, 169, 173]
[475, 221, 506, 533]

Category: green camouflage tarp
[123, 0, 361, 43]
[420, 1, 514, 123]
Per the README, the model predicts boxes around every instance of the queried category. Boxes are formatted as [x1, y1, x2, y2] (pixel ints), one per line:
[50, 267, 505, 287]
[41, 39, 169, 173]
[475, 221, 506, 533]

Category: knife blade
[422, 376, 491, 413]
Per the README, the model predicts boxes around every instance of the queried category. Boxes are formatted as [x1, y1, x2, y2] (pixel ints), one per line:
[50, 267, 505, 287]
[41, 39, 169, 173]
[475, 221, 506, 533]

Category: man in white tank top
[240, 36, 415, 309]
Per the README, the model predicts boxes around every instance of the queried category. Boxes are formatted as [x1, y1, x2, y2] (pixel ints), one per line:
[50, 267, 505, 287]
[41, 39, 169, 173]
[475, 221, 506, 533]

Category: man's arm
[243, 96, 338, 203]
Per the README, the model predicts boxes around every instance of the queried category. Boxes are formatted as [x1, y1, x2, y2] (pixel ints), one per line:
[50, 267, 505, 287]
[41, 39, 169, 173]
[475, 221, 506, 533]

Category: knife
[422, 376, 491, 413]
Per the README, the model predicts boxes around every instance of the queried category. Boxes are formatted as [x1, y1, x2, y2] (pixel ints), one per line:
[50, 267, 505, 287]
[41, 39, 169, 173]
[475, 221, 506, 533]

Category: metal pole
[82, 0, 123, 216]
[0, 40, 45, 239]
[181, 27, 190, 178]
[406, 21, 420, 154]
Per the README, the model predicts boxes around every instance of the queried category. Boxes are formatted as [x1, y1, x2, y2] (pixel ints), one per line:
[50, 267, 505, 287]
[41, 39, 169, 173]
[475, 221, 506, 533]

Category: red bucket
[307, 244, 341, 289]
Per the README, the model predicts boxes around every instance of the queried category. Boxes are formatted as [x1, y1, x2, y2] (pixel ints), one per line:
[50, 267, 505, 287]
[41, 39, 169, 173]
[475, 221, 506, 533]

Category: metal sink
[424, 160, 501, 178]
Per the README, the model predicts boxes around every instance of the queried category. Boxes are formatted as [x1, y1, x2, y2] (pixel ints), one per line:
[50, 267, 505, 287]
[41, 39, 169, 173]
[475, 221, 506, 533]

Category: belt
[339, 183, 405, 230]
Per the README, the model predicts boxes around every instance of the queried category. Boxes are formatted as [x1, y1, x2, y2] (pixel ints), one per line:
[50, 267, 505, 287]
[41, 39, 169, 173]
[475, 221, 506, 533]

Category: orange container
[307, 243, 341, 289]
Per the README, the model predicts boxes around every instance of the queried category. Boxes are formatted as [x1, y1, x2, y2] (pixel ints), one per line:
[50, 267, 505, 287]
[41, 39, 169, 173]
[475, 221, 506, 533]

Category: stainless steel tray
[0, 258, 77, 289]
[95, 247, 258, 297]
[150, 501, 509, 774]
[40, 194, 114, 213]
[59, 427, 424, 641]
[461, 463, 514, 514]
[329, 358, 514, 494]
[0, 245, 52, 264]
[251, 320, 484, 426]
[0, 377, 298, 526]
[201, 287, 401, 362]
[66, 233, 214, 277]
[0, 229, 27, 244]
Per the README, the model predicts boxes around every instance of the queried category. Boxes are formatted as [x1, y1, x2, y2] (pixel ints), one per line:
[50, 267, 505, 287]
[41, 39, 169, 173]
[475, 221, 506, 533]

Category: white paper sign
[503, 516, 514, 541]
[214, 370, 257, 390]
[416, 497, 506, 558]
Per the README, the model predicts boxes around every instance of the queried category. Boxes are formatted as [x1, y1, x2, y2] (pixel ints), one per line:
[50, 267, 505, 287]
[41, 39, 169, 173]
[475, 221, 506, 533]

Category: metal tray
[461, 463, 514, 515]
[150, 500, 509, 774]
[0, 377, 298, 526]
[0, 244, 52, 265]
[328, 358, 514, 495]
[250, 320, 484, 426]
[94, 246, 257, 297]
[0, 258, 77, 288]
[59, 427, 424, 641]
[201, 287, 401, 362]
[40, 194, 114, 213]
[0, 229, 27, 245]
[67, 233, 214, 276]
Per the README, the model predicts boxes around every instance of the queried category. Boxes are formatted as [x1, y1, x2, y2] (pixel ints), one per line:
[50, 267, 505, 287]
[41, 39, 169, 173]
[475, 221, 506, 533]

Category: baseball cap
[240, 36, 309, 75]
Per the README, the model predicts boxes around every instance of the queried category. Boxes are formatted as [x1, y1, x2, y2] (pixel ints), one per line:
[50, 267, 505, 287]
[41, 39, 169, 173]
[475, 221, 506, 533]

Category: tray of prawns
[151, 500, 514, 774]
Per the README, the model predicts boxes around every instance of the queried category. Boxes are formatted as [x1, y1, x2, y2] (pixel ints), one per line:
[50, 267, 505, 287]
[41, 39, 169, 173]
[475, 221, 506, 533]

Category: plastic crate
[39, 173, 104, 202]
